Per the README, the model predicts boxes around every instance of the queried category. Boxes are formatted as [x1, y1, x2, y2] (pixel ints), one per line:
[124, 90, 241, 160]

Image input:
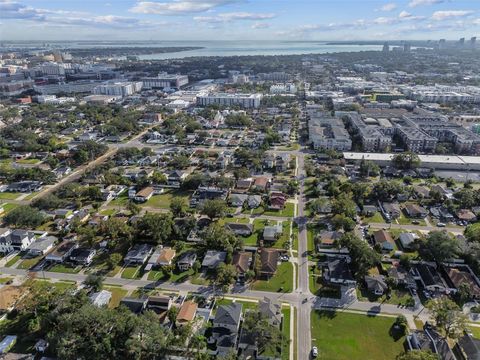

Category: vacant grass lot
[263, 202, 295, 218]
[311, 311, 406, 360]
[17, 257, 42, 270]
[102, 285, 128, 308]
[144, 190, 191, 209]
[0, 192, 20, 200]
[121, 266, 142, 279]
[252, 262, 293, 293]
[49, 264, 81, 274]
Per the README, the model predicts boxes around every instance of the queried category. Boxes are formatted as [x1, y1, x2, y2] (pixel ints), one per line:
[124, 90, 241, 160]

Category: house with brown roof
[157, 247, 176, 266]
[443, 266, 480, 299]
[258, 248, 278, 279]
[373, 230, 395, 252]
[232, 251, 252, 280]
[404, 204, 428, 218]
[134, 186, 154, 203]
[253, 177, 269, 191]
[176, 301, 198, 327]
[457, 209, 477, 223]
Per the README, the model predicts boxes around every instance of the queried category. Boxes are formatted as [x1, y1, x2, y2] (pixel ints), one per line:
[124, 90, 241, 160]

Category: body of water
[134, 40, 382, 60]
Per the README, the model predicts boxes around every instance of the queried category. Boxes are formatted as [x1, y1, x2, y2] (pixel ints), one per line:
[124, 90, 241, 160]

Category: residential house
[212, 303, 243, 356]
[0, 229, 36, 254]
[275, 154, 290, 172]
[232, 252, 253, 280]
[407, 326, 456, 360]
[177, 251, 197, 271]
[381, 202, 401, 219]
[246, 195, 262, 209]
[176, 300, 198, 327]
[263, 154, 275, 168]
[316, 231, 343, 250]
[120, 297, 148, 314]
[404, 204, 428, 218]
[157, 247, 176, 267]
[442, 265, 480, 299]
[26, 236, 56, 256]
[458, 333, 480, 360]
[236, 178, 252, 191]
[253, 177, 269, 191]
[263, 225, 282, 242]
[190, 186, 228, 207]
[412, 263, 448, 293]
[226, 223, 253, 236]
[259, 297, 282, 327]
[166, 170, 188, 188]
[322, 258, 356, 285]
[413, 185, 430, 199]
[88, 214, 108, 227]
[45, 240, 78, 263]
[7, 180, 42, 193]
[69, 247, 96, 266]
[89, 290, 112, 307]
[72, 209, 90, 224]
[362, 205, 378, 217]
[268, 192, 287, 210]
[373, 230, 395, 252]
[124, 244, 153, 265]
[228, 193, 248, 207]
[202, 250, 227, 270]
[134, 187, 154, 203]
[365, 275, 388, 296]
[457, 209, 477, 223]
[399, 232, 417, 251]
[258, 248, 279, 278]
[147, 295, 172, 312]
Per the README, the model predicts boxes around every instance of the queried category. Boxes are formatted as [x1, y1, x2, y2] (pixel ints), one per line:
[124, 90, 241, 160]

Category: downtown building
[93, 81, 143, 97]
[141, 73, 189, 89]
[196, 92, 262, 109]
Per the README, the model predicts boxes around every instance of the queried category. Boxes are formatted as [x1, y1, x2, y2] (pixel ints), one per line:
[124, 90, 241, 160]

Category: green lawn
[5, 255, 21, 267]
[100, 208, 117, 216]
[357, 287, 414, 307]
[109, 193, 129, 206]
[397, 212, 426, 226]
[215, 298, 259, 313]
[311, 311, 406, 360]
[363, 212, 385, 224]
[0, 192, 20, 200]
[24, 192, 39, 200]
[121, 266, 142, 279]
[271, 221, 292, 249]
[0, 277, 13, 284]
[242, 219, 274, 246]
[468, 326, 480, 339]
[34, 279, 76, 291]
[252, 262, 293, 293]
[309, 266, 341, 298]
[281, 307, 291, 360]
[17, 257, 42, 270]
[0, 202, 19, 215]
[263, 202, 295, 217]
[144, 190, 191, 209]
[16, 158, 40, 164]
[148, 267, 195, 283]
[49, 264, 81, 274]
[102, 285, 128, 308]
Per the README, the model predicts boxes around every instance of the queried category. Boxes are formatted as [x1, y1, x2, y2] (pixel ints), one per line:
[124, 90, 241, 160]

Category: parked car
[437, 222, 446, 227]
[312, 346, 318, 358]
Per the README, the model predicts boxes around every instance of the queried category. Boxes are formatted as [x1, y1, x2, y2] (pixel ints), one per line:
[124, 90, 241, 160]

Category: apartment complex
[308, 105, 352, 151]
[196, 92, 262, 109]
[141, 73, 189, 89]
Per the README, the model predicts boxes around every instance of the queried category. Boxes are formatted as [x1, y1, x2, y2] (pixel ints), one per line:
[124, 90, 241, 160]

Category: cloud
[431, 10, 474, 21]
[194, 11, 275, 23]
[251, 22, 270, 29]
[408, 0, 444, 8]
[130, 0, 241, 15]
[379, 3, 397, 12]
[0, 0, 154, 29]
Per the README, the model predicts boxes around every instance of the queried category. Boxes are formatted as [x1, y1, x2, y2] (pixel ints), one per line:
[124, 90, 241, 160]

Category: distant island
[67, 46, 203, 58]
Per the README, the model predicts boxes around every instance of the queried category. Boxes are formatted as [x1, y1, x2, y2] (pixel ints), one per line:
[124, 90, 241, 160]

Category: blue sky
[0, 0, 479, 41]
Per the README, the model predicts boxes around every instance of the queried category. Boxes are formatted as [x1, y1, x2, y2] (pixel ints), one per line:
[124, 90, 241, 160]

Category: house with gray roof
[202, 250, 227, 270]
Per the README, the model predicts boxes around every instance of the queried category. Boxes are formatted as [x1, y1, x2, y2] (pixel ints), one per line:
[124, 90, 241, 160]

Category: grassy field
[0, 277, 13, 284]
[49, 264, 81, 274]
[145, 190, 191, 209]
[263, 202, 296, 218]
[17, 257, 42, 270]
[121, 266, 142, 279]
[16, 158, 41, 164]
[357, 287, 414, 307]
[0, 192, 20, 200]
[102, 285, 128, 308]
[0, 202, 19, 215]
[5, 255, 21, 267]
[252, 262, 293, 293]
[362, 212, 385, 223]
[311, 311, 406, 360]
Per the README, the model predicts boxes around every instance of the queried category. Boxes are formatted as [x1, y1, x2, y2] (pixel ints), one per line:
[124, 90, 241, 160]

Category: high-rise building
[470, 37, 477, 49]
[459, 38, 465, 47]
[403, 42, 411, 52]
[382, 42, 389, 52]
[439, 39, 446, 50]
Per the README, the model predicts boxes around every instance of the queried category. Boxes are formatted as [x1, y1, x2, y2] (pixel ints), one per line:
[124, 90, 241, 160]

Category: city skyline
[1, 0, 480, 41]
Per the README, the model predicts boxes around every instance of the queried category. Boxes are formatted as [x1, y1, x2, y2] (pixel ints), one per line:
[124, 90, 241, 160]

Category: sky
[0, 0, 479, 41]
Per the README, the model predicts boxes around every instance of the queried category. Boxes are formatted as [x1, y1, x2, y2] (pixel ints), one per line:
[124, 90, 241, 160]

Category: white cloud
[431, 10, 474, 21]
[474, 18, 480, 25]
[408, 0, 444, 8]
[130, 0, 241, 15]
[251, 22, 270, 29]
[194, 12, 275, 23]
[380, 3, 397, 12]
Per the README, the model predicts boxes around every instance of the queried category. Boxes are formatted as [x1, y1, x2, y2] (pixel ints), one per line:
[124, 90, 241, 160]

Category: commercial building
[196, 92, 262, 109]
[33, 80, 101, 95]
[141, 73, 189, 89]
[308, 105, 352, 151]
[93, 81, 142, 97]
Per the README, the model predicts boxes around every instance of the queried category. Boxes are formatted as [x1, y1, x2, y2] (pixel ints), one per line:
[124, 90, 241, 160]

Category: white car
[312, 346, 318, 358]
[437, 222, 446, 227]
